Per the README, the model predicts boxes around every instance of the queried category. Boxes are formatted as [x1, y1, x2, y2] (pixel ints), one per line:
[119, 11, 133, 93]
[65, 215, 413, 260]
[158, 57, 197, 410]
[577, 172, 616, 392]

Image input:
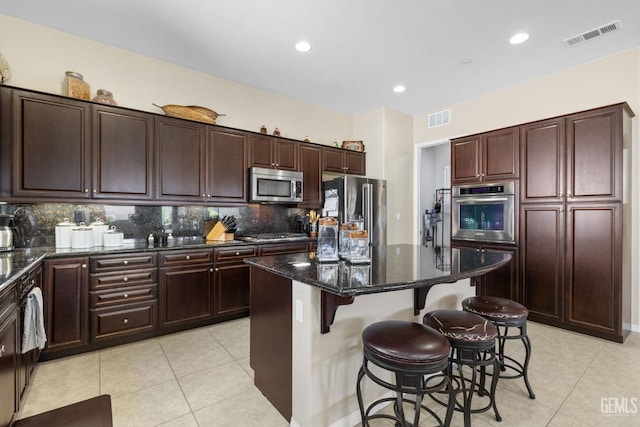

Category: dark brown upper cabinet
[92, 105, 154, 200]
[451, 126, 519, 184]
[6, 89, 91, 199]
[323, 147, 366, 175]
[249, 135, 298, 171]
[206, 127, 248, 202]
[298, 144, 322, 207]
[521, 104, 629, 204]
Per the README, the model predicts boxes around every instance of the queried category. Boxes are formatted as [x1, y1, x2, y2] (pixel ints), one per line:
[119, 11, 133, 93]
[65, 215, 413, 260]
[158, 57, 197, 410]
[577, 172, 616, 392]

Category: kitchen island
[245, 244, 511, 427]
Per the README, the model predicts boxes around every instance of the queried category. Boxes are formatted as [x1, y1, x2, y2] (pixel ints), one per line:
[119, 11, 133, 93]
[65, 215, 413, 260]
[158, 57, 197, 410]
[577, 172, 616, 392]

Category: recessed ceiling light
[393, 85, 406, 93]
[509, 32, 530, 45]
[461, 58, 473, 65]
[295, 41, 312, 52]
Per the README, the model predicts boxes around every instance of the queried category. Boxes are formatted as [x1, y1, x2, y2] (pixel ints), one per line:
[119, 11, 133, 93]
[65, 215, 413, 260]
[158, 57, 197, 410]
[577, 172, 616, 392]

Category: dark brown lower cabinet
[213, 246, 257, 319]
[520, 203, 627, 342]
[159, 264, 213, 328]
[43, 258, 89, 354]
[452, 242, 519, 301]
[0, 285, 17, 427]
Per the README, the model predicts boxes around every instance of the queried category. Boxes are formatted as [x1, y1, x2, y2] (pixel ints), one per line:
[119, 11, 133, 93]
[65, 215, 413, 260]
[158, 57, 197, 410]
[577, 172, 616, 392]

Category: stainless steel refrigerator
[322, 176, 387, 246]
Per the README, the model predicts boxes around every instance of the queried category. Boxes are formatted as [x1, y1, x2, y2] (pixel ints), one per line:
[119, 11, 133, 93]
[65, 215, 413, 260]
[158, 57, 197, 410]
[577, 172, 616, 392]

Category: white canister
[89, 218, 109, 246]
[103, 226, 124, 247]
[71, 222, 93, 249]
[55, 218, 76, 248]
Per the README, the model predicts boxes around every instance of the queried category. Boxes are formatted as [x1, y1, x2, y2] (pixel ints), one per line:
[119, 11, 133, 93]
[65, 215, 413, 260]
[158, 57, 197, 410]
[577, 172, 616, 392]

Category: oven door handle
[455, 197, 510, 203]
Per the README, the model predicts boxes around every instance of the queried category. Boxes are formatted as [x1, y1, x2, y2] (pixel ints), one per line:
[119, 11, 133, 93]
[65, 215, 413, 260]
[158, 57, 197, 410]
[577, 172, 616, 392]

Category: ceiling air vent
[563, 20, 622, 47]
[428, 109, 451, 129]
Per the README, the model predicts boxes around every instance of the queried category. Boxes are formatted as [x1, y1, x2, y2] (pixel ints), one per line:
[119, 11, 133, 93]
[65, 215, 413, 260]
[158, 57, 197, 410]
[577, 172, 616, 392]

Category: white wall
[0, 15, 353, 144]
[413, 48, 640, 331]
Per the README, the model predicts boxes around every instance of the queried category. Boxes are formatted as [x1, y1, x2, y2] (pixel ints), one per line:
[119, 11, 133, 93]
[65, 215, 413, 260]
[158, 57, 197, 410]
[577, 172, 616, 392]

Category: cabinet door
[564, 204, 622, 339]
[451, 135, 481, 184]
[155, 116, 206, 201]
[519, 205, 564, 324]
[11, 90, 91, 198]
[207, 128, 248, 202]
[299, 144, 322, 207]
[214, 262, 250, 318]
[274, 139, 299, 171]
[92, 106, 154, 200]
[43, 258, 89, 353]
[0, 311, 17, 427]
[467, 245, 519, 302]
[344, 151, 366, 175]
[520, 118, 565, 203]
[158, 265, 213, 328]
[566, 105, 623, 203]
[483, 127, 519, 181]
[249, 135, 274, 169]
[323, 147, 346, 173]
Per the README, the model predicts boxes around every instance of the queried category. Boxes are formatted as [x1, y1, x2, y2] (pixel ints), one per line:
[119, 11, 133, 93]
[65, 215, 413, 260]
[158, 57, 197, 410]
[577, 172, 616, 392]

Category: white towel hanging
[22, 287, 47, 353]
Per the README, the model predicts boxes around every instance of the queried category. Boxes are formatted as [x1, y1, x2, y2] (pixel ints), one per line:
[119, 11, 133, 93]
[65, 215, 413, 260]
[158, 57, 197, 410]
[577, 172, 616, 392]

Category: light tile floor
[16, 318, 640, 426]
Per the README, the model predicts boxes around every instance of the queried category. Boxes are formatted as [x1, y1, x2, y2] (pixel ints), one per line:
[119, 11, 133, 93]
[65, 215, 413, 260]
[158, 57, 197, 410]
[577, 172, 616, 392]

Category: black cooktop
[240, 232, 308, 242]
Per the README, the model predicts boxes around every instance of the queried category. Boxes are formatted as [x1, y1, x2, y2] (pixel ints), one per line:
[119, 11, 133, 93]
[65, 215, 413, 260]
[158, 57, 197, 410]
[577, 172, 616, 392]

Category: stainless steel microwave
[249, 167, 303, 203]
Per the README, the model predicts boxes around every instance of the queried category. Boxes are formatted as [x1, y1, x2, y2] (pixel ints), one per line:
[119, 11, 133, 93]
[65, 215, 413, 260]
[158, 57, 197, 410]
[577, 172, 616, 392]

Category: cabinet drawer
[258, 242, 309, 256]
[90, 253, 156, 272]
[90, 284, 157, 308]
[213, 246, 257, 262]
[159, 249, 212, 266]
[0, 284, 16, 321]
[90, 268, 157, 290]
[91, 301, 157, 341]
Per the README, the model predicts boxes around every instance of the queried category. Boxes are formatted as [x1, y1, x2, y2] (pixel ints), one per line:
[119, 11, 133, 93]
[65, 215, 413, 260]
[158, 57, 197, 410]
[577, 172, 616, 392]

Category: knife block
[206, 222, 226, 241]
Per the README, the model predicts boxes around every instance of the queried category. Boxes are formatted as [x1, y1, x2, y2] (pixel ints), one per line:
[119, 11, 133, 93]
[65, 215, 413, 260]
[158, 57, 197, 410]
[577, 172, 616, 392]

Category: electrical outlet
[396, 212, 401, 221]
[295, 299, 304, 323]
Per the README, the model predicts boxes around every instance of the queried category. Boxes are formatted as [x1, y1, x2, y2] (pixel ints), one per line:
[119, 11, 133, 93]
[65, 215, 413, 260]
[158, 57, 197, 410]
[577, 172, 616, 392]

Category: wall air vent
[563, 20, 622, 47]
[428, 109, 451, 129]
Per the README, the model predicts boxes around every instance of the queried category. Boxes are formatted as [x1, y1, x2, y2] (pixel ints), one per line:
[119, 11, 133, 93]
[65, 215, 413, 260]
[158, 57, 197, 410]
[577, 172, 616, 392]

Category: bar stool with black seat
[462, 295, 536, 399]
[423, 309, 501, 427]
[356, 320, 455, 427]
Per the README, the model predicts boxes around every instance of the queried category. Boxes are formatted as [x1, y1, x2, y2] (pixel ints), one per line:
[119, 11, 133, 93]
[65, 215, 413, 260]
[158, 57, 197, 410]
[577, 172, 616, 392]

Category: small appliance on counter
[0, 213, 15, 252]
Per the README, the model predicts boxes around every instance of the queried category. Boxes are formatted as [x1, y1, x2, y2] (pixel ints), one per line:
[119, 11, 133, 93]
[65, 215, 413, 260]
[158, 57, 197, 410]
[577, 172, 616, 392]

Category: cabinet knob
[0, 344, 4, 356]
[84, 189, 89, 193]
[186, 255, 191, 260]
[567, 191, 572, 197]
[123, 277, 128, 282]
[123, 293, 129, 298]
[123, 260, 128, 265]
[123, 318, 128, 324]
[82, 264, 87, 269]
[207, 194, 211, 198]
[560, 193, 564, 197]
[201, 194, 206, 197]
[235, 251, 240, 256]
[93, 189, 97, 193]
[215, 267, 219, 272]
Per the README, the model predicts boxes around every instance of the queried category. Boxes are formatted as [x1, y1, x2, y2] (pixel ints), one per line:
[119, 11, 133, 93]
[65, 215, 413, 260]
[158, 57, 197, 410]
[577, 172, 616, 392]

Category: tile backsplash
[4, 203, 309, 248]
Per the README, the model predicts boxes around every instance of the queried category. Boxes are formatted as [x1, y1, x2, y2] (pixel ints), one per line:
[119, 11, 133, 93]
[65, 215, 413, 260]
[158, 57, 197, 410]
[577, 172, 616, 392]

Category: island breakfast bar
[246, 244, 511, 427]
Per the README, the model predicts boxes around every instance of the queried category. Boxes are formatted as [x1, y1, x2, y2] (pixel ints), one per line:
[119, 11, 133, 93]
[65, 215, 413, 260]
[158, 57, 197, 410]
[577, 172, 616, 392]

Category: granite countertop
[0, 236, 314, 293]
[244, 244, 512, 297]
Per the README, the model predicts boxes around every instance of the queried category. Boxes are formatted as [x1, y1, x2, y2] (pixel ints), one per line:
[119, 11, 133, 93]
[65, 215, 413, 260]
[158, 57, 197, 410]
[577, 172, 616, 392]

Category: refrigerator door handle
[363, 183, 373, 240]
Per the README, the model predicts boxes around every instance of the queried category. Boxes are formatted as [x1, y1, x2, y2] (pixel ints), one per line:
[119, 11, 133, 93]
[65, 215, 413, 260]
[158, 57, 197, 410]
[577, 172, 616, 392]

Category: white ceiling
[2, 0, 640, 116]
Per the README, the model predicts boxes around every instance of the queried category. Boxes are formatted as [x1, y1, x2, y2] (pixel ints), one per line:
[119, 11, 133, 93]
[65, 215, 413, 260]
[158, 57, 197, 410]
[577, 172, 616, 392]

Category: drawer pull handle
[123, 293, 129, 298]
[123, 260, 128, 265]
[0, 344, 4, 356]
[123, 318, 128, 324]
[123, 277, 128, 282]
[186, 255, 191, 260]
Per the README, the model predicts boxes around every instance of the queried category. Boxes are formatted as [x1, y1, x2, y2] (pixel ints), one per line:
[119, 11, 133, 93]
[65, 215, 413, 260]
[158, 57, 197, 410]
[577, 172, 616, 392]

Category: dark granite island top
[245, 244, 511, 332]
[245, 244, 511, 297]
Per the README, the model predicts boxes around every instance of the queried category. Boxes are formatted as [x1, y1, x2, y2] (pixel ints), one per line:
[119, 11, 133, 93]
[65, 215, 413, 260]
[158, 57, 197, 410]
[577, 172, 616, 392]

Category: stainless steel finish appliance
[322, 176, 387, 247]
[0, 214, 15, 251]
[249, 167, 303, 203]
[451, 181, 515, 244]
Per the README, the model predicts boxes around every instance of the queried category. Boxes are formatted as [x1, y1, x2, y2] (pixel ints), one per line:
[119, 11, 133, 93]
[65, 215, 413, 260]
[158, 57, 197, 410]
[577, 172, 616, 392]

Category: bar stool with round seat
[423, 309, 501, 427]
[356, 320, 455, 427]
[462, 296, 535, 399]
